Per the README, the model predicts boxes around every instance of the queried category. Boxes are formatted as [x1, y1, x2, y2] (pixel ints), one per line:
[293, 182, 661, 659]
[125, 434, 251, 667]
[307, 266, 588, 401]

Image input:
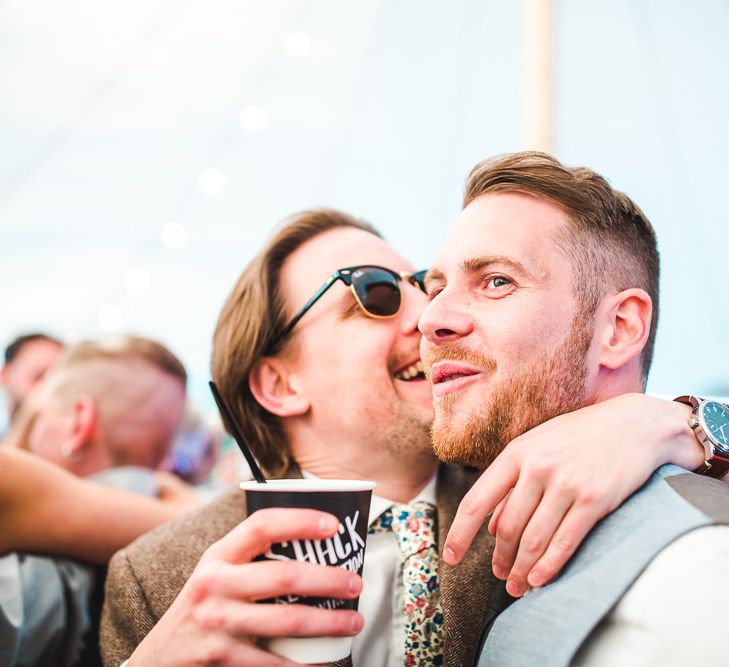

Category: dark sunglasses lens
[352, 268, 401, 316]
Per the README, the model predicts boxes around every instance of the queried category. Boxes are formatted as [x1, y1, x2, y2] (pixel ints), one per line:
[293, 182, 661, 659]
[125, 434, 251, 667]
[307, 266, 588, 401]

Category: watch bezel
[698, 400, 729, 458]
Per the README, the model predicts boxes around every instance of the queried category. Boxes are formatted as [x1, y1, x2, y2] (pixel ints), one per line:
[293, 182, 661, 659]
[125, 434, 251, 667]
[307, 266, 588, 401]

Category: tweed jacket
[100, 464, 506, 667]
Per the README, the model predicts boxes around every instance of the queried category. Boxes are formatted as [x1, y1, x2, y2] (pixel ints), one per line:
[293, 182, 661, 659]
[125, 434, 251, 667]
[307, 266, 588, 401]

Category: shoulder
[108, 488, 246, 616]
[123, 487, 246, 563]
[660, 467, 729, 523]
[102, 489, 247, 665]
[575, 526, 729, 666]
[600, 466, 729, 536]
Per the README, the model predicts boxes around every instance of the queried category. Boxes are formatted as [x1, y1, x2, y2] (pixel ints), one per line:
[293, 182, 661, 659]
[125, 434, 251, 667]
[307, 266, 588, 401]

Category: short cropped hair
[40, 335, 187, 463]
[60, 335, 187, 386]
[4, 333, 62, 364]
[212, 209, 380, 477]
[464, 151, 659, 378]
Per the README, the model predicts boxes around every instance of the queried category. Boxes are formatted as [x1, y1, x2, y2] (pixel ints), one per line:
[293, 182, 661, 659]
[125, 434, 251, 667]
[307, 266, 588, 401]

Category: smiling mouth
[437, 371, 476, 383]
[394, 360, 426, 381]
[429, 362, 483, 392]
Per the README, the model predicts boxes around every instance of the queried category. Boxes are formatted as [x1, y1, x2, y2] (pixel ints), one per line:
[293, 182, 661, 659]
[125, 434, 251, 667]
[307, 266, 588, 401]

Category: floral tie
[370, 501, 444, 666]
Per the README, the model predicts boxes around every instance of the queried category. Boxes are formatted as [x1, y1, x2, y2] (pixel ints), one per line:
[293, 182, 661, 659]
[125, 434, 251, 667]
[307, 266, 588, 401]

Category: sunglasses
[270, 265, 428, 351]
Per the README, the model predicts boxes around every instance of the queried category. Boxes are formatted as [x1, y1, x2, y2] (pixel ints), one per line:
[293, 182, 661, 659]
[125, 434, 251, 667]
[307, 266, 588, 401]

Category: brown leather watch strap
[698, 457, 729, 479]
[673, 394, 702, 409]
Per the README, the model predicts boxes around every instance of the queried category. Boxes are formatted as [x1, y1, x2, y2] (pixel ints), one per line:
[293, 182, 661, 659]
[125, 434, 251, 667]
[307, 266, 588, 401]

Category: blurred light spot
[125, 266, 151, 294]
[239, 105, 268, 133]
[198, 168, 226, 195]
[161, 222, 189, 250]
[206, 412, 221, 430]
[98, 304, 123, 332]
[284, 32, 311, 59]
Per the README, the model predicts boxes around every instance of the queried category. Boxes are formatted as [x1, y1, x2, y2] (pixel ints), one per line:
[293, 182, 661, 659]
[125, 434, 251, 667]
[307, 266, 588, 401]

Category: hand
[443, 393, 701, 597]
[154, 470, 203, 511]
[129, 508, 363, 666]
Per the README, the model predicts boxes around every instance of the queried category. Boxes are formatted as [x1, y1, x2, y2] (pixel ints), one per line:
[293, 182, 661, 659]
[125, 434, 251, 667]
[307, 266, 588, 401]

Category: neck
[290, 428, 439, 503]
[66, 438, 112, 478]
[587, 365, 646, 405]
[301, 457, 438, 503]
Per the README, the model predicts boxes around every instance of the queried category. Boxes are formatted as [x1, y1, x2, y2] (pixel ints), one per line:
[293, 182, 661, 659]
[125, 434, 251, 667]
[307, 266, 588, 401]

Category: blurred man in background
[159, 405, 221, 485]
[1, 334, 192, 667]
[0, 332, 63, 434]
[22, 335, 187, 479]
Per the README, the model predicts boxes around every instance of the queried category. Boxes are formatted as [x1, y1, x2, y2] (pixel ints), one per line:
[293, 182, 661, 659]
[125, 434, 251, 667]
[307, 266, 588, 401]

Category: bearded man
[101, 208, 711, 667]
[420, 151, 729, 666]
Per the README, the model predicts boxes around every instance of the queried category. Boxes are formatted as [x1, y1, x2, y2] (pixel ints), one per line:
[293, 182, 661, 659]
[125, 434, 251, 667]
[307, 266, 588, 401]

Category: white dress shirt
[352, 475, 438, 667]
[572, 525, 729, 666]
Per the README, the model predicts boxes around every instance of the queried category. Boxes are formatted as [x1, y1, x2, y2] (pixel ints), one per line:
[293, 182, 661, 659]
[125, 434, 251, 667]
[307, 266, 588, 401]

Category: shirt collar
[300, 470, 438, 524]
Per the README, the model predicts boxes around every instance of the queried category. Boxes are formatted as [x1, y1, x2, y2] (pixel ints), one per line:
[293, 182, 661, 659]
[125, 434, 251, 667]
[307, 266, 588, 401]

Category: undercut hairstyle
[49, 335, 187, 403]
[212, 209, 380, 477]
[4, 333, 62, 364]
[41, 335, 187, 463]
[58, 336, 187, 385]
[464, 151, 660, 379]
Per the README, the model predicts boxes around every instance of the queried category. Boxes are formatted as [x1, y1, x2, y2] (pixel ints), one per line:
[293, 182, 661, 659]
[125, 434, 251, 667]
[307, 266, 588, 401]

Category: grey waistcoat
[478, 465, 729, 667]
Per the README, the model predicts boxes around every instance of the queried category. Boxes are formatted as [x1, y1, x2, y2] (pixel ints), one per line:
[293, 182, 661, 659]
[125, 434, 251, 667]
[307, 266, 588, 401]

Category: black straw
[208, 380, 267, 483]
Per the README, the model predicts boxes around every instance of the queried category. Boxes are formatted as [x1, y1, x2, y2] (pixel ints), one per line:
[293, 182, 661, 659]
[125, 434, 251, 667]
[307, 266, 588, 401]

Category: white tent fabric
[1, 0, 727, 406]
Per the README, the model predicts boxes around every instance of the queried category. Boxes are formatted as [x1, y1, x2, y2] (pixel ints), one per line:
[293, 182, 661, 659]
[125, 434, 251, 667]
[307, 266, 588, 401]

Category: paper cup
[240, 479, 376, 663]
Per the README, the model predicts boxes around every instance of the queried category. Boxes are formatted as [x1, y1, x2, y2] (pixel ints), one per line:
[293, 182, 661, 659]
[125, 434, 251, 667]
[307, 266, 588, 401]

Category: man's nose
[418, 290, 473, 343]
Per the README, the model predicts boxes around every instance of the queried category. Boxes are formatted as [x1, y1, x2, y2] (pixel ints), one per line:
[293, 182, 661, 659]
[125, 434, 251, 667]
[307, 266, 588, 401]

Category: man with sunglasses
[101, 209, 707, 667]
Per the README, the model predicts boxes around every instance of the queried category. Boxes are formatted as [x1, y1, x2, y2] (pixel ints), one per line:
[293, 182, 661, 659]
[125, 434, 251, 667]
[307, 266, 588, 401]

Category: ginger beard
[426, 314, 594, 469]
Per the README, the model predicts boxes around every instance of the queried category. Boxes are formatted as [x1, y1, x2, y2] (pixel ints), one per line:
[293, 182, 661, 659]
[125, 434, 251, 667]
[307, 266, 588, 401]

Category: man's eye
[484, 275, 512, 290]
[426, 286, 444, 301]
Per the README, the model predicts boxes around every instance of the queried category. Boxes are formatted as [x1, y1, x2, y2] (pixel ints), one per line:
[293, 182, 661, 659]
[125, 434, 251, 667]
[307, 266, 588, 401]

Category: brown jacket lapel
[437, 464, 507, 667]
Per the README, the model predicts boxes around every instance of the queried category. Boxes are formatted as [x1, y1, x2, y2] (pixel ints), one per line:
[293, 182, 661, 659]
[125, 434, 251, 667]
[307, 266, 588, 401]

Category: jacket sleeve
[100, 549, 158, 667]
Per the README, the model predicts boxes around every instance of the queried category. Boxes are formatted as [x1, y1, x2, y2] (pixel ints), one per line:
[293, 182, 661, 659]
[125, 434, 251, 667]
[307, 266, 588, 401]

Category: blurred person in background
[0, 447, 198, 564]
[0, 332, 63, 435]
[159, 404, 221, 485]
[0, 334, 194, 667]
[0, 449, 200, 667]
[15, 335, 188, 480]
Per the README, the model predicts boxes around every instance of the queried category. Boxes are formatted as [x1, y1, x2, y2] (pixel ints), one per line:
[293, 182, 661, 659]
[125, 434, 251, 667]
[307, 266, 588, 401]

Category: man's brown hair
[464, 151, 659, 378]
[212, 209, 380, 477]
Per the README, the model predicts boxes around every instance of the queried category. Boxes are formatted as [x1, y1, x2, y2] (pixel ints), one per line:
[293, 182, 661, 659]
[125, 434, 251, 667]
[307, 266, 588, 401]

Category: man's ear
[249, 358, 310, 417]
[62, 395, 97, 460]
[594, 288, 652, 371]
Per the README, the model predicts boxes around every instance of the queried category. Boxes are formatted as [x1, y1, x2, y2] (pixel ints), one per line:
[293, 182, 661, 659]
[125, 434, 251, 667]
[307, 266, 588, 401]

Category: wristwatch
[674, 395, 729, 478]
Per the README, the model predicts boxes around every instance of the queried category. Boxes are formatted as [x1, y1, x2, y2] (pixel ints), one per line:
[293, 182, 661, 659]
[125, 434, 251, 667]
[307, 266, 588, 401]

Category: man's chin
[430, 418, 503, 470]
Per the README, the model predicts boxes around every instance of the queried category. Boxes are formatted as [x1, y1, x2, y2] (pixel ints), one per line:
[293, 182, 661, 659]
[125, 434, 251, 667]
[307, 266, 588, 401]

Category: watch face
[700, 401, 729, 456]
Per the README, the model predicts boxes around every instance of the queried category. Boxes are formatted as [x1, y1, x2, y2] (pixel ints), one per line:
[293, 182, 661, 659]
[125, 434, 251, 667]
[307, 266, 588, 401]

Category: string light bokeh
[1, 0, 727, 411]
